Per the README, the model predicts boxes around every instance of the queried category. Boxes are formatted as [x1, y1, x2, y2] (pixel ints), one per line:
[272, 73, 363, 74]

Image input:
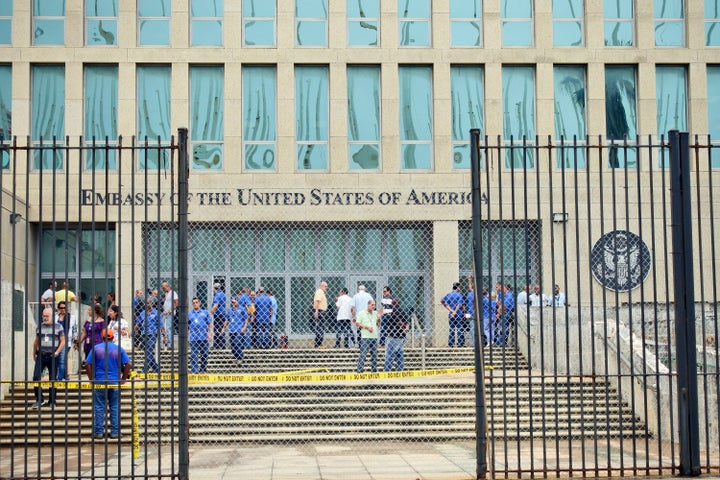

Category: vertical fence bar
[470, 128, 488, 480]
[669, 129, 701, 476]
[177, 127, 190, 480]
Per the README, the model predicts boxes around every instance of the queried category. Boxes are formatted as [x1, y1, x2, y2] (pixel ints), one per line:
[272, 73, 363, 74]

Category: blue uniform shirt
[466, 291, 475, 316]
[226, 307, 245, 334]
[213, 290, 227, 316]
[86, 342, 130, 382]
[254, 294, 273, 323]
[442, 290, 464, 319]
[237, 294, 251, 321]
[188, 308, 212, 342]
[136, 308, 161, 335]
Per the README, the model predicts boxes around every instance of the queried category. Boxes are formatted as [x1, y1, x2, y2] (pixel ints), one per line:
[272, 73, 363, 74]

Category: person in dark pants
[84, 328, 131, 439]
[210, 282, 227, 349]
[31, 308, 66, 409]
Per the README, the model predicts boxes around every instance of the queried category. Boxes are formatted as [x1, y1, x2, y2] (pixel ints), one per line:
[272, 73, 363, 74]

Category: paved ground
[3, 439, 719, 479]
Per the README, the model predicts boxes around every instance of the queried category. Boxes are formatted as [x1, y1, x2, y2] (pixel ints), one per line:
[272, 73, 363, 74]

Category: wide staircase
[0, 346, 644, 445]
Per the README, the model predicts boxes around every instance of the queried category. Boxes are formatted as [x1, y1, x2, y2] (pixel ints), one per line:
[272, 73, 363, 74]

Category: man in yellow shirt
[54, 281, 77, 304]
[312, 281, 328, 349]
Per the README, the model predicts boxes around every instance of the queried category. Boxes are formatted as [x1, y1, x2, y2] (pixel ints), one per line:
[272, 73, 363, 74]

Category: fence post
[668, 129, 701, 476]
[470, 128, 488, 479]
[177, 127, 190, 480]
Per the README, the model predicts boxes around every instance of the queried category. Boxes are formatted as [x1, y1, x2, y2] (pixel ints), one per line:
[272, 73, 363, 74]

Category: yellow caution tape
[1, 366, 488, 388]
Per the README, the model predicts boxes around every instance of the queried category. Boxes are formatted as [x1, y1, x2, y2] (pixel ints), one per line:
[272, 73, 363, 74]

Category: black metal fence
[470, 131, 720, 478]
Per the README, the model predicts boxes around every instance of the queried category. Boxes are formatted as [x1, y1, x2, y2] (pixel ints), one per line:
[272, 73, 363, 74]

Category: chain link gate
[470, 132, 720, 478]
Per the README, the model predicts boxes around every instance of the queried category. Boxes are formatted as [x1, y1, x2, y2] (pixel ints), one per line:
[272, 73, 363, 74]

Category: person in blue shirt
[210, 283, 227, 350]
[134, 300, 163, 373]
[268, 289, 279, 348]
[188, 298, 213, 373]
[84, 328, 131, 439]
[496, 283, 515, 346]
[223, 297, 249, 365]
[482, 289, 497, 346]
[465, 279, 476, 348]
[236, 288, 252, 349]
[441, 282, 465, 347]
[253, 288, 274, 349]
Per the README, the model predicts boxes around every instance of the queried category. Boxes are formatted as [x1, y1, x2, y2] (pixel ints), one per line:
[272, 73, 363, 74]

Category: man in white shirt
[161, 281, 179, 348]
[528, 284, 549, 307]
[548, 284, 568, 307]
[516, 285, 529, 306]
[335, 287, 354, 348]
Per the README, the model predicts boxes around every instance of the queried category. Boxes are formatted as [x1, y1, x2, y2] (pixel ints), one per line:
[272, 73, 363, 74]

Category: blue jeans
[163, 314, 173, 347]
[93, 387, 120, 435]
[448, 316, 465, 347]
[229, 332, 245, 361]
[143, 334, 159, 373]
[357, 338, 378, 373]
[334, 319, 352, 348]
[56, 345, 69, 380]
[190, 340, 209, 373]
[255, 322, 272, 349]
[383, 337, 405, 372]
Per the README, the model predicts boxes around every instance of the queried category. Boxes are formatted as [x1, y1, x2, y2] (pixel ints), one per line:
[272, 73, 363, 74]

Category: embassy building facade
[0, 0, 719, 346]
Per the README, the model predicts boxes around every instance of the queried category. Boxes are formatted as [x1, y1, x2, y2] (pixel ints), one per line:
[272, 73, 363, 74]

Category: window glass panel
[0, 0, 10, 15]
[553, 0, 583, 46]
[190, 66, 224, 170]
[0, 0, 11, 45]
[193, 0, 223, 16]
[146, 227, 177, 273]
[656, 65, 687, 167]
[243, 66, 277, 171]
[553, 0, 582, 18]
[80, 230, 115, 273]
[290, 229, 314, 270]
[33, 0, 65, 45]
[501, 0, 532, 47]
[0, 65, 11, 142]
[605, 65, 637, 168]
[399, 0, 431, 47]
[349, 228, 382, 270]
[451, 66, 484, 169]
[387, 275, 424, 320]
[229, 228, 255, 271]
[35, 0, 64, 16]
[191, 229, 225, 271]
[502, 66, 535, 168]
[553, 65, 586, 168]
[191, 0, 223, 46]
[451, 21, 481, 47]
[348, 66, 381, 170]
[260, 229, 285, 272]
[706, 0, 720, 45]
[708, 66, 720, 167]
[138, 0, 170, 46]
[320, 229, 345, 270]
[41, 229, 78, 273]
[290, 276, 314, 333]
[137, 65, 171, 170]
[296, 66, 329, 170]
[387, 228, 426, 270]
[296, 0, 327, 46]
[245, 0, 275, 16]
[604, 0, 634, 46]
[347, 0, 379, 46]
[244, 0, 276, 47]
[654, 0, 684, 46]
[86, 0, 118, 45]
[399, 66, 433, 169]
[84, 65, 118, 170]
[32, 65, 65, 170]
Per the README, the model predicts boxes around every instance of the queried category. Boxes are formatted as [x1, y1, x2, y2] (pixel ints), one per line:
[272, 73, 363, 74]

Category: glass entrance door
[348, 276, 384, 304]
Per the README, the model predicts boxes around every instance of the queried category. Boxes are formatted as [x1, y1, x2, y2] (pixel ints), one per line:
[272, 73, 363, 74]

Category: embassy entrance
[149, 221, 434, 340]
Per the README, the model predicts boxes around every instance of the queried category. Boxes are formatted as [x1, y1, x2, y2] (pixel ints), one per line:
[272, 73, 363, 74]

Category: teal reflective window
[31, 65, 65, 170]
[137, 65, 171, 170]
[388, 228, 427, 270]
[0, 65, 10, 169]
[604, 0, 634, 46]
[605, 65, 637, 168]
[348, 66, 381, 170]
[243, 66, 277, 171]
[347, 0, 379, 46]
[138, 0, 170, 46]
[260, 229, 285, 272]
[0, 0, 11, 44]
[656, 65, 687, 167]
[320, 229, 345, 270]
[451, 66, 484, 169]
[553, 0, 583, 46]
[296, 66, 328, 170]
[502, 66, 535, 168]
[399, 66, 433, 170]
[81, 229, 116, 273]
[399, 0, 431, 47]
[192, 229, 225, 271]
[33, 0, 65, 45]
[290, 229, 314, 271]
[654, 0, 684, 46]
[86, 0, 117, 45]
[190, 66, 224, 170]
[296, 0, 328, 46]
[708, 66, 720, 167]
[501, 0, 533, 47]
[191, 0, 223, 46]
[244, 0, 275, 46]
[84, 65, 118, 170]
[450, 0, 481, 47]
[146, 228, 177, 274]
[553, 65, 586, 168]
[41, 230, 78, 274]
[349, 228, 382, 270]
[707, 0, 720, 46]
